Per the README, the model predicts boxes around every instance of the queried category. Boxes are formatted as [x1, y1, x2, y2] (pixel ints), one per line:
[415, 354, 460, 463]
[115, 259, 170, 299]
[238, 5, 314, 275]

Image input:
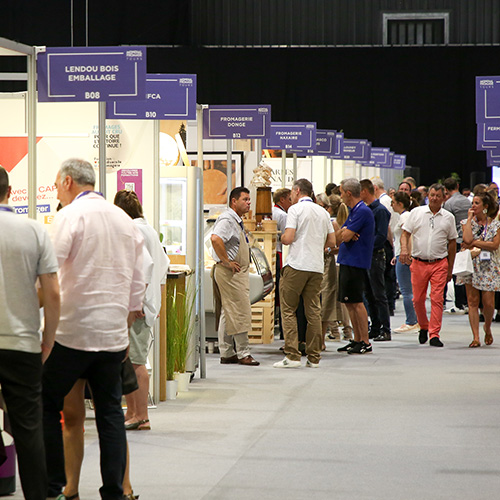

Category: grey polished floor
[10, 300, 500, 499]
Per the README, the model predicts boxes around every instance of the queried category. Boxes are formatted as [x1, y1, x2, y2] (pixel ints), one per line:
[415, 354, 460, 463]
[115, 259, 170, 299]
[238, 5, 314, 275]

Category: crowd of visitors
[2, 154, 500, 500]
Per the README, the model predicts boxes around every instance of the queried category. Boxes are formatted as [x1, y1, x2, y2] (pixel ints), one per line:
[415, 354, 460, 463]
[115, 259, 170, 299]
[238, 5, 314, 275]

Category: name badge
[480, 250, 491, 261]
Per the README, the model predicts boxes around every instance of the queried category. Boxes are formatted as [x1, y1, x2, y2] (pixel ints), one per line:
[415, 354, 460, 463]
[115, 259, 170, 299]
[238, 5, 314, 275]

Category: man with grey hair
[335, 178, 375, 354]
[0, 165, 60, 500]
[43, 158, 145, 499]
[274, 178, 335, 368]
[400, 183, 457, 347]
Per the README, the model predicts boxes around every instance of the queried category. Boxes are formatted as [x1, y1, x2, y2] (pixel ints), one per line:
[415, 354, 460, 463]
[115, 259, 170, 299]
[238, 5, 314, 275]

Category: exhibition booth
[0, 38, 408, 402]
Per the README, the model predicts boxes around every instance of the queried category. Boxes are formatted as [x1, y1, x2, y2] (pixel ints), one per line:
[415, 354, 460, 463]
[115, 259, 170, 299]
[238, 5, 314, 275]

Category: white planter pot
[166, 379, 178, 400]
[175, 372, 190, 392]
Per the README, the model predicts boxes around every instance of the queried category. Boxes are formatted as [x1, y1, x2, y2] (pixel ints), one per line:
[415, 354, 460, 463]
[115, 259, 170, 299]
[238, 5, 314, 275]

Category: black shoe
[495, 313, 500, 323]
[348, 341, 372, 354]
[337, 340, 358, 352]
[389, 309, 395, 317]
[373, 333, 391, 342]
[298, 342, 307, 356]
[368, 330, 380, 340]
[419, 329, 428, 344]
[479, 313, 485, 322]
[429, 337, 444, 347]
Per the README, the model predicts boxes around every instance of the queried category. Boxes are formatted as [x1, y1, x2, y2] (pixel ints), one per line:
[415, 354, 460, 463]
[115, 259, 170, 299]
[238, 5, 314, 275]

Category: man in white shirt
[400, 184, 458, 347]
[272, 188, 292, 339]
[0, 166, 60, 500]
[274, 179, 336, 368]
[43, 159, 145, 500]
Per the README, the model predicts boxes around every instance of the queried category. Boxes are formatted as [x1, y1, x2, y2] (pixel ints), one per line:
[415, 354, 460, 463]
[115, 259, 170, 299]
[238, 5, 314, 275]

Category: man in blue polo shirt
[336, 178, 375, 354]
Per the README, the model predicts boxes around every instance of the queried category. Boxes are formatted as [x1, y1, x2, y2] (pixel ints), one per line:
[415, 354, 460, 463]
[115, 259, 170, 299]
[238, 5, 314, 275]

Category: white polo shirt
[284, 197, 334, 274]
[402, 205, 457, 260]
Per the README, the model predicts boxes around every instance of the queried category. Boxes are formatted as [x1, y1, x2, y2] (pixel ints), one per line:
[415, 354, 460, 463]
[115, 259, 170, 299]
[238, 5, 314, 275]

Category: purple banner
[106, 74, 196, 120]
[203, 105, 271, 139]
[476, 76, 500, 124]
[315, 130, 337, 155]
[37, 46, 146, 102]
[117, 169, 143, 203]
[392, 154, 407, 171]
[369, 147, 392, 167]
[265, 122, 317, 150]
[486, 148, 500, 166]
[477, 123, 500, 150]
[342, 139, 371, 162]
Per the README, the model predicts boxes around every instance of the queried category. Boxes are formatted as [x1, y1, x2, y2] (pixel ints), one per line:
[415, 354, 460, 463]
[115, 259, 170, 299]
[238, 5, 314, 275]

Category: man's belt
[412, 256, 446, 263]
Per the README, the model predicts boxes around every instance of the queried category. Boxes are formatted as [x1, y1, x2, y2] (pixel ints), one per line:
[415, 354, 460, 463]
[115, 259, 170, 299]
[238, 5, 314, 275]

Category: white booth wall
[0, 94, 156, 225]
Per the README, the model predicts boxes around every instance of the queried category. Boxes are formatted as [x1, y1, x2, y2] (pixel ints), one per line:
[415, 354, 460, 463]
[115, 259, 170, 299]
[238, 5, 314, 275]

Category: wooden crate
[250, 230, 278, 344]
[249, 305, 275, 344]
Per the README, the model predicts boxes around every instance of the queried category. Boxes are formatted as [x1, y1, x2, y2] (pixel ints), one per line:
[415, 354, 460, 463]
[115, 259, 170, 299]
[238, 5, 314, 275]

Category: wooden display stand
[250, 230, 278, 344]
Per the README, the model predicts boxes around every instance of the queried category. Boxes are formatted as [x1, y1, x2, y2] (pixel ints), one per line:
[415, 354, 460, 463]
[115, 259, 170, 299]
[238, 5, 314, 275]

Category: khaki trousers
[280, 265, 323, 363]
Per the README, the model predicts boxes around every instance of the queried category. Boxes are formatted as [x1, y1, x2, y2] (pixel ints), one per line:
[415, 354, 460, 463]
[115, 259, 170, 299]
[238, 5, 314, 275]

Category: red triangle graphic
[0, 137, 43, 172]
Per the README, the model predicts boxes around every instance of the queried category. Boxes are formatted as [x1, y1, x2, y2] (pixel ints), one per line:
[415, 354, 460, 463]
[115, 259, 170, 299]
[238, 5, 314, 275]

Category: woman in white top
[391, 192, 419, 333]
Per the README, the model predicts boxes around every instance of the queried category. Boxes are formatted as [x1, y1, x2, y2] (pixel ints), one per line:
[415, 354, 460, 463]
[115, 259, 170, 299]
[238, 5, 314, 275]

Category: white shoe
[306, 359, 319, 368]
[444, 307, 466, 315]
[393, 323, 419, 333]
[273, 357, 302, 368]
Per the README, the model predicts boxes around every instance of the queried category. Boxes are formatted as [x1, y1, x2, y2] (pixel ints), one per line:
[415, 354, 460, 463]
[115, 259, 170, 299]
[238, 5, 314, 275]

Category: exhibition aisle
[10, 302, 500, 500]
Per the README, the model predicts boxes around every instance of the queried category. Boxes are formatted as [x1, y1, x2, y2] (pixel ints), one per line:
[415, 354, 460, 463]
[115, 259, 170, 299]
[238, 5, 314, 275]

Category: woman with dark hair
[114, 190, 169, 427]
[391, 192, 419, 333]
[458, 191, 500, 347]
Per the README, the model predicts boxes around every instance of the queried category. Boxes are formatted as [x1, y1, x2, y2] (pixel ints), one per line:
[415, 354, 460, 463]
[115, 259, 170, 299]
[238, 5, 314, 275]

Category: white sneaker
[444, 307, 466, 315]
[306, 359, 319, 368]
[273, 357, 302, 368]
[393, 323, 419, 333]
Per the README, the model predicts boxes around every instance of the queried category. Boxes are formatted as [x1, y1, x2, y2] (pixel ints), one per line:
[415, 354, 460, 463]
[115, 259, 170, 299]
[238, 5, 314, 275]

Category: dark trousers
[276, 251, 284, 338]
[365, 250, 391, 335]
[0, 349, 47, 500]
[384, 240, 396, 313]
[43, 342, 127, 500]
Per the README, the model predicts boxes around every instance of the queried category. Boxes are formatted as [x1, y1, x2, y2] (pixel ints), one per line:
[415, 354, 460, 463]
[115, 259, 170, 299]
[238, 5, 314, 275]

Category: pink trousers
[410, 258, 448, 338]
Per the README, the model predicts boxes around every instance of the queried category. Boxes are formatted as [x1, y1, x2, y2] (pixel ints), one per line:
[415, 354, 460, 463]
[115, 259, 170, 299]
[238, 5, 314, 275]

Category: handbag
[452, 249, 474, 277]
[121, 357, 139, 395]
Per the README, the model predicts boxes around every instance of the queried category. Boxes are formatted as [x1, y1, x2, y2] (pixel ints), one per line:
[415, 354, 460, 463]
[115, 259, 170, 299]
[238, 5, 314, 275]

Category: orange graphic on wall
[0, 137, 43, 172]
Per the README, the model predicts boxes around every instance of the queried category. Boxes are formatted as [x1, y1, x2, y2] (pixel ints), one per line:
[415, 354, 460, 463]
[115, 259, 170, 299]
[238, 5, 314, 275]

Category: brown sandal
[469, 340, 481, 348]
[485, 332, 494, 345]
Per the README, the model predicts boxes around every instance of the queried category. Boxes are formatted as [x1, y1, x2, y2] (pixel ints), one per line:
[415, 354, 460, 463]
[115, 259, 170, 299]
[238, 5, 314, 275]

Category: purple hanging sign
[477, 123, 500, 150]
[37, 46, 147, 102]
[369, 147, 392, 167]
[342, 139, 371, 162]
[265, 122, 317, 150]
[487, 148, 500, 166]
[106, 74, 197, 120]
[476, 76, 500, 124]
[392, 154, 407, 171]
[203, 105, 271, 139]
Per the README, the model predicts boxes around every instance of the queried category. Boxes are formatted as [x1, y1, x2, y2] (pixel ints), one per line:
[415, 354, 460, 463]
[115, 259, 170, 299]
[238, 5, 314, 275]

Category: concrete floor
[9, 299, 500, 499]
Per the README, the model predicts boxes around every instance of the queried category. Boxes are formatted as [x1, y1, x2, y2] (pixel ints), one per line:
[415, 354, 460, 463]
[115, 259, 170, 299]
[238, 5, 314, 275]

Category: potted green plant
[165, 292, 178, 400]
[172, 286, 195, 392]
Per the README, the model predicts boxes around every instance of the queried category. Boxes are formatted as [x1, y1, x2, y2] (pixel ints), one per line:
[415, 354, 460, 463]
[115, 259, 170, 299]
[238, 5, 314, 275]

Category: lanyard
[298, 197, 313, 203]
[0, 206, 14, 213]
[75, 190, 103, 201]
